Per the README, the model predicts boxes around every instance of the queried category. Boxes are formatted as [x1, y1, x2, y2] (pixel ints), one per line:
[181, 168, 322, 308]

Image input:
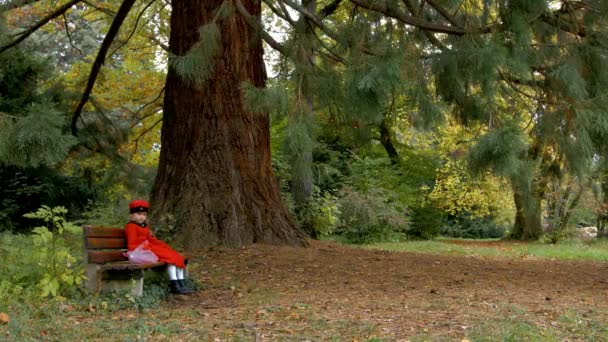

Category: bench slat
[88, 250, 127, 264]
[83, 226, 125, 238]
[100, 261, 166, 271]
[86, 237, 127, 249]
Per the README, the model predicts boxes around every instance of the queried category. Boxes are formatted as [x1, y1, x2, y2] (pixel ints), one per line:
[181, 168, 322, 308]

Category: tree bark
[150, 0, 307, 249]
[510, 178, 543, 240]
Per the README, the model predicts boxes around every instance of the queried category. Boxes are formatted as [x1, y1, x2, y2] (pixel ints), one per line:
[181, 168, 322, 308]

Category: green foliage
[407, 205, 443, 240]
[336, 186, 408, 244]
[0, 49, 50, 113]
[0, 48, 76, 169]
[242, 81, 290, 117]
[468, 125, 529, 178]
[78, 197, 132, 227]
[171, 23, 221, 87]
[0, 206, 85, 302]
[0, 103, 77, 167]
[293, 187, 341, 238]
[440, 215, 507, 239]
[0, 166, 98, 232]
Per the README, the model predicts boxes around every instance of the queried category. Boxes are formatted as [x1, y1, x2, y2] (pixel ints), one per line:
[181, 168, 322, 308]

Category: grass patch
[466, 306, 608, 341]
[363, 238, 608, 262]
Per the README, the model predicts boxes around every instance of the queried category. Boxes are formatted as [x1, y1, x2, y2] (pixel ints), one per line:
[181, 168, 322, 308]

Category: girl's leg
[167, 265, 177, 280]
[167, 265, 190, 295]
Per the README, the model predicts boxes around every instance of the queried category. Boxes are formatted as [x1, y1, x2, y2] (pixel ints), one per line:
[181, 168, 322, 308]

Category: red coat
[125, 222, 185, 268]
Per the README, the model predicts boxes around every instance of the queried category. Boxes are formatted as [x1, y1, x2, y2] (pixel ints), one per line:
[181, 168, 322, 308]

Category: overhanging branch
[70, 0, 137, 136]
[0, 0, 81, 54]
[350, 0, 494, 35]
[235, 0, 289, 55]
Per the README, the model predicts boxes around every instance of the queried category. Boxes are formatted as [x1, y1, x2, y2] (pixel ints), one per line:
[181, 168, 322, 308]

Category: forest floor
[159, 239, 608, 341]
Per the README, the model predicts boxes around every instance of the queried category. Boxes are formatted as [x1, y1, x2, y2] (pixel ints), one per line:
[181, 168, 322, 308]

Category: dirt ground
[168, 240, 608, 340]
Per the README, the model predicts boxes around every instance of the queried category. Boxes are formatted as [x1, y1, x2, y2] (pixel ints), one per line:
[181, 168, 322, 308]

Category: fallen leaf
[0, 313, 9, 324]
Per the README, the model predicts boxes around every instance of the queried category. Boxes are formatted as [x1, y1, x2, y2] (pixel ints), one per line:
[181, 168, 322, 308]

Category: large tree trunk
[510, 177, 544, 240]
[150, 0, 307, 249]
[511, 190, 543, 240]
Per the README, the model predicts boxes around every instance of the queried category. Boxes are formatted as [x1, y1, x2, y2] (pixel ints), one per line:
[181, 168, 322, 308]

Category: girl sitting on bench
[125, 199, 194, 295]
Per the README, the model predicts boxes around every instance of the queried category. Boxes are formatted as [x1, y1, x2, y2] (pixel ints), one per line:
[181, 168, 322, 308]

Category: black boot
[177, 279, 195, 293]
[169, 280, 191, 295]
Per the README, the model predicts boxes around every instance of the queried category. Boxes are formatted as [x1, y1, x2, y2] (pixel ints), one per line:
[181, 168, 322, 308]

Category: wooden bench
[82, 225, 166, 296]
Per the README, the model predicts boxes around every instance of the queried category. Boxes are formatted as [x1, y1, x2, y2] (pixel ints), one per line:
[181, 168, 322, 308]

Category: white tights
[167, 265, 186, 281]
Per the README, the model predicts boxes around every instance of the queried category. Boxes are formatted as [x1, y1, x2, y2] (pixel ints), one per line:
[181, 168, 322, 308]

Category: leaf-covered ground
[162, 240, 608, 340]
[5, 240, 608, 341]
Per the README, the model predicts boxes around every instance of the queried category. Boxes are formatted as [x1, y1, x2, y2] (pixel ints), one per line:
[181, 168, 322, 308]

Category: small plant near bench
[82, 226, 168, 297]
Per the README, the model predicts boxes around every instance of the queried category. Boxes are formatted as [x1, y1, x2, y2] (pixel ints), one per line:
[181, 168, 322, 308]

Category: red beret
[129, 199, 149, 213]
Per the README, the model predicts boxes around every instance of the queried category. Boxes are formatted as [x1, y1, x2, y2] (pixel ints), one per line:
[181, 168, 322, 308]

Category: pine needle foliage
[0, 104, 77, 167]
[468, 125, 529, 178]
[241, 81, 290, 118]
[170, 23, 221, 88]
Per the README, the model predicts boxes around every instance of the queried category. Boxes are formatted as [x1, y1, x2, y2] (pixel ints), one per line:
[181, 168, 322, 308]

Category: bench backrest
[82, 225, 129, 264]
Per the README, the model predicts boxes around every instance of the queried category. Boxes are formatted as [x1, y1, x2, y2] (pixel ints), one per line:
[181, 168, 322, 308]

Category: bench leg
[102, 277, 143, 297]
[85, 266, 145, 297]
[85, 264, 102, 293]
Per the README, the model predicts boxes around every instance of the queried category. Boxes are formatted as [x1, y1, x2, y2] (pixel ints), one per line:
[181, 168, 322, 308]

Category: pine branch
[82, 0, 116, 16]
[499, 71, 544, 89]
[132, 116, 162, 156]
[310, 28, 346, 64]
[71, 0, 137, 136]
[235, 0, 289, 55]
[62, 12, 83, 56]
[349, 0, 494, 35]
[318, 0, 343, 19]
[0, 0, 81, 54]
[401, 0, 448, 50]
[130, 86, 165, 128]
[108, 0, 159, 59]
[148, 35, 169, 52]
[540, 11, 586, 37]
[423, 0, 461, 27]
[262, 0, 297, 26]
[280, 0, 343, 43]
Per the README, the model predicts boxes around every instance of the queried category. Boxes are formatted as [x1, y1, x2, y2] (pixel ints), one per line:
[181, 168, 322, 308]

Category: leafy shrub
[292, 187, 341, 238]
[440, 214, 507, 239]
[407, 205, 444, 239]
[335, 186, 408, 243]
[0, 206, 85, 302]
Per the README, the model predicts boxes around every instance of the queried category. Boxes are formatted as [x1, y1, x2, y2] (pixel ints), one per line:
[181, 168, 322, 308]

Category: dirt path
[170, 240, 608, 340]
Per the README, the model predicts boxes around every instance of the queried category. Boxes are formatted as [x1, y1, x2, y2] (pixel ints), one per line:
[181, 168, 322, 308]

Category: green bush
[407, 205, 443, 240]
[335, 186, 408, 243]
[440, 214, 507, 239]
[292, 187, 341, 238]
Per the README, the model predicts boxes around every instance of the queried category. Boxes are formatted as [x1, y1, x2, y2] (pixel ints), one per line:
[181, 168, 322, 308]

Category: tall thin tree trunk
[150, 0, 307, 249]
